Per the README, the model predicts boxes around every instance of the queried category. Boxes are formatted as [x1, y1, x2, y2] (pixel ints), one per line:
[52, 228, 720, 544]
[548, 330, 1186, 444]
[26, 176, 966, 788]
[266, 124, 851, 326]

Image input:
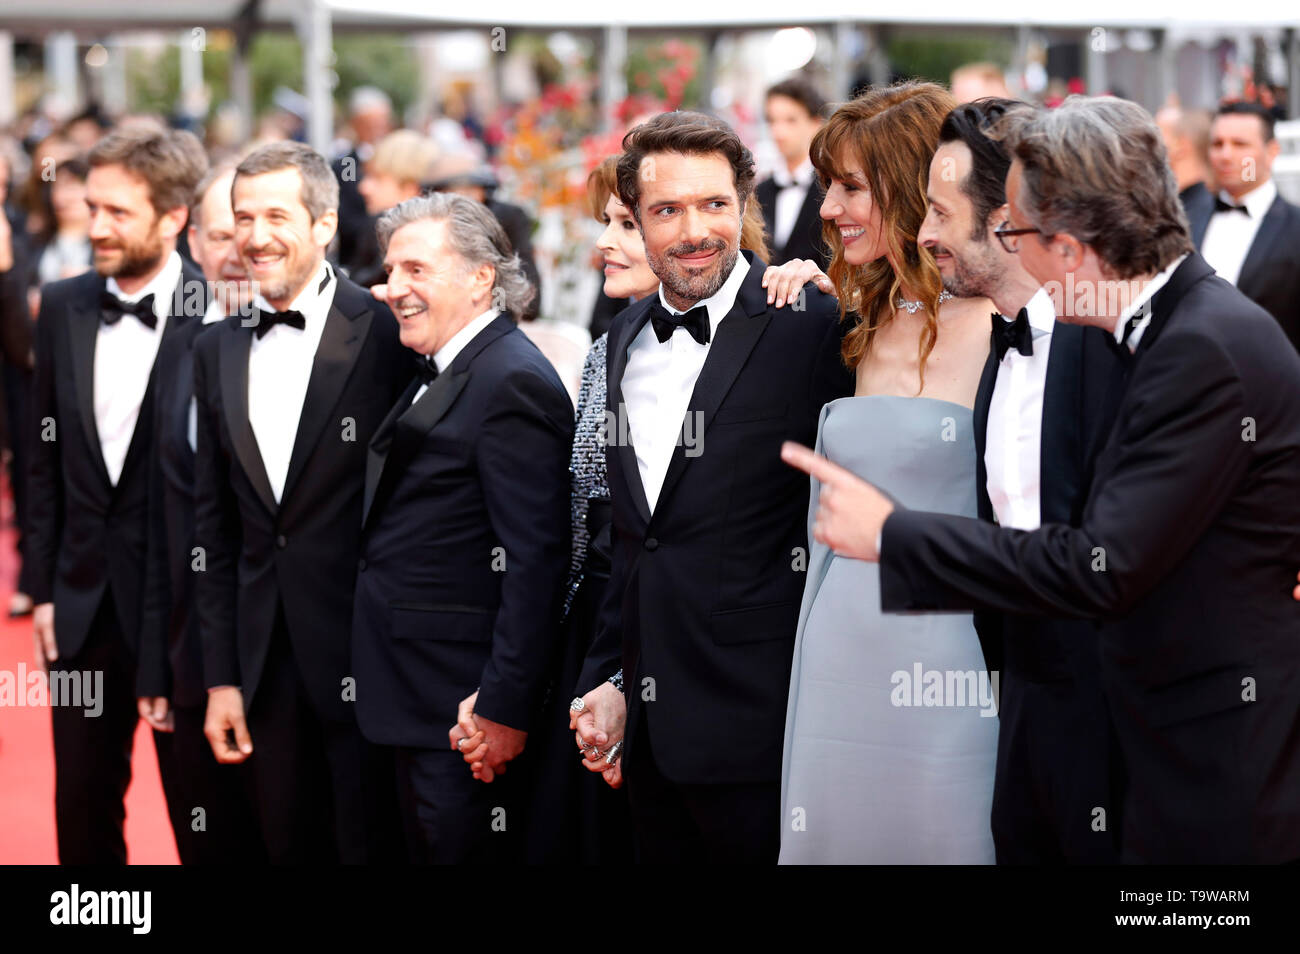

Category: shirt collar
[657, 251, 750, 331]
[1018, 286, 1056, 338]
[106, 250, 183, 322]
[772, 159, 814, 190]
[1112, 253, 1187, 345]
[202, 296, 225, 325]
[432, 308, 500, 373]
[1218, 178, 1276, 218]
[252, 260, 334, 323]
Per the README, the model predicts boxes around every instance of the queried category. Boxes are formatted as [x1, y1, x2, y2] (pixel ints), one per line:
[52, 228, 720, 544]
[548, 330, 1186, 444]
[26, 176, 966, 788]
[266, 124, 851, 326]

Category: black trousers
[624, 716, 779, 864]
[155, 701, 265, 864]
[50, 590, 170, 864]
[991, 673, 1121, 864]
[244, 612, 404, 864]
[394, 746, 529, 865]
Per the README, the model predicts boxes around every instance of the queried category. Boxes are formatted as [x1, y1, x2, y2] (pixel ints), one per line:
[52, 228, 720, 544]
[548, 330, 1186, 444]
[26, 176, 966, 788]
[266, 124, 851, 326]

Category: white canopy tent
[2, 0, 1298, 148]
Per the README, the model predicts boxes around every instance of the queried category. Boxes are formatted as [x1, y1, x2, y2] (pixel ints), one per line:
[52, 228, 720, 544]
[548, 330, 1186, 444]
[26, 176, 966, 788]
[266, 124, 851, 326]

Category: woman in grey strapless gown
[779, 395, 998, 864]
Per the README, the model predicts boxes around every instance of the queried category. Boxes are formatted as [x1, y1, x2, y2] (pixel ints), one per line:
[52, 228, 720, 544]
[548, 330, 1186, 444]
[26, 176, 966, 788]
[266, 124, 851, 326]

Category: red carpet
[0, 527, 179, 864]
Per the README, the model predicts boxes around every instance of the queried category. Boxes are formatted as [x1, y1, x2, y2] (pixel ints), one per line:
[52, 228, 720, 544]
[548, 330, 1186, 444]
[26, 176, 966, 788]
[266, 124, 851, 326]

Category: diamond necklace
[894, 289, 953, 314]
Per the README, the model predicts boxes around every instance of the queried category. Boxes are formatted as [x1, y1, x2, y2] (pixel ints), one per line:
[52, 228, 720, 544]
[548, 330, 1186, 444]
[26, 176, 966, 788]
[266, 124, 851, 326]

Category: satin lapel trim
[69, 281, 111, 487]
[362, 377, 421, 528]
[1235, 196, 1287, 297]
[281, 301, 373, 505]
[117, 277, 194, 490]
[219, 323, 277, 515]
[655, 297, 771, 516]
[607, 306, 654, 526]
[1038, 325, 1083, 524]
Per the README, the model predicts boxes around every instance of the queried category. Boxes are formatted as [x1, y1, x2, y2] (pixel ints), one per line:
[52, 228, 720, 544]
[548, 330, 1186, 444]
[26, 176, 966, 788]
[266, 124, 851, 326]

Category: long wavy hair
[811, 82, 956, 380]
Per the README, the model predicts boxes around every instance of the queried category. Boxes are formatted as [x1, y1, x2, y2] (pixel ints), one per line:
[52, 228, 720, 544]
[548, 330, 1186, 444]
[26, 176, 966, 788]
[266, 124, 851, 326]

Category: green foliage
[123, 30, 417, 121]
[885, 32, 1015, 85]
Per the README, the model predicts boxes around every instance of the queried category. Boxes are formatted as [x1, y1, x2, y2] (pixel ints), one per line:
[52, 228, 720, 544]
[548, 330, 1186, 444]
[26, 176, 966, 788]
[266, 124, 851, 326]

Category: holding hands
[450, 690, 528, 783]
[570, 681, 626, 789]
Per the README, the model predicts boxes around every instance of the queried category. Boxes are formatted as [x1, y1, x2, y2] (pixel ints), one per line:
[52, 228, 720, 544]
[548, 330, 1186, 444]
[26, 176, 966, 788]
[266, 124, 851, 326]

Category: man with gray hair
[194, 140, 409, 863]
[784, 95, 1300, 863]
[351, 192, 573, 863]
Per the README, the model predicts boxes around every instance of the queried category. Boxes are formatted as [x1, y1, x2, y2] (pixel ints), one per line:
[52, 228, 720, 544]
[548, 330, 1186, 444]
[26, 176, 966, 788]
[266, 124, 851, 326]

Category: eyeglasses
[994, 220, 1041, 254]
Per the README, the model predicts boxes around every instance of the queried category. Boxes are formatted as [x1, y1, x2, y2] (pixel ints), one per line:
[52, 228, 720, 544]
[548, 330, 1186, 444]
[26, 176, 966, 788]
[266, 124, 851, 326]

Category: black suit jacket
[137, 310, 220, 705]
[352, 315, 574, 746]
[1188, 187, 1300, 351]
[880, 254, 1300, 863]
[756, 176, 830, 271]
[578, 251, 854, 784]
[28, 260, 206, 665]
[971, 318, 1127, 682]
[193, 274, 411, 722]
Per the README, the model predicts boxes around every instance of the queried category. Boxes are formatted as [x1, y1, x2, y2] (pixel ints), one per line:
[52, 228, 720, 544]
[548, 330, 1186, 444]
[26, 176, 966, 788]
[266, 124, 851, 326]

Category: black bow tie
[650, 301, 711, 346]
[100, 291, 157, 329]
[992, 309, 1034, 361]
[415, 355, 439, 386]
[253, 308, 307, 339]
[1214, 197, 1249, 216]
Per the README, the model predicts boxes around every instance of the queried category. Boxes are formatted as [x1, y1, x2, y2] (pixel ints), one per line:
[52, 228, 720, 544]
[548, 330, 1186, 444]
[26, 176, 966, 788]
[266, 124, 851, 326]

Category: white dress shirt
[248, 261, 336, 503]
[1200, 179, 1276, 288]
[772, 159, 815, 252]
[622, 254, 750, 512]
[1113, 254, 1188, 353]
[984, 287, 1056, 530]
[411, 308, 500, 406]
[96, 251, 182, 485]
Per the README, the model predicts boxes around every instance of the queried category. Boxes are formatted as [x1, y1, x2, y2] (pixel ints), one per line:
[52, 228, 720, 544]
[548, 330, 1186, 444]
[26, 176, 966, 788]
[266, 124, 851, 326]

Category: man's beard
[93, 229, 165, 280]
[936, 236, 1001, 300]
[248, 248, 316, 305]
[647, 238, 737, 310]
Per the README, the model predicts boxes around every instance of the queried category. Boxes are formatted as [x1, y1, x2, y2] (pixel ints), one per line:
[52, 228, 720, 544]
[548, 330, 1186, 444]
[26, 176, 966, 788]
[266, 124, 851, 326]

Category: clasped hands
[569, 681, 626, 789]
[448, 690, 528, 783]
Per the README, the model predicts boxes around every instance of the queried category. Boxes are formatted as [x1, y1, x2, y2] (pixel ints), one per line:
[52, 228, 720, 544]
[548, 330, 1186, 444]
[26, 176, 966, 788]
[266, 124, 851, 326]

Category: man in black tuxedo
[195, 142, 409, 864]
[917, 98, 1122, 863]
[136, 164, 265, 864]
[785, 96, 1300, 864]
[756, 77, 829, 271]
[1191, 102, 1300, 351]
[352, 192, 573, 863]
[573, 111, 854, 863]
[27, 126, 208, 864]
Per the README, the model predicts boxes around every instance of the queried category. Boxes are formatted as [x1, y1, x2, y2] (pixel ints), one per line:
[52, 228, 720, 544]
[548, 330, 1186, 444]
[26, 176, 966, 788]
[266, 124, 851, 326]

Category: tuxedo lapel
[606, 303, 654, 526]
[1234, 195, 1287, 299]
[281, 288, 373, 505]
[362, 378, 421, 528]
[363, 316, 509, 527]
[971, 338, 997, 523]
[1038, 324, 1084, 525]
[68, 276, 112, 488]
[117, 267, 202, 490]
[655, 266, 772, 515]
[219, 323, 278, 515]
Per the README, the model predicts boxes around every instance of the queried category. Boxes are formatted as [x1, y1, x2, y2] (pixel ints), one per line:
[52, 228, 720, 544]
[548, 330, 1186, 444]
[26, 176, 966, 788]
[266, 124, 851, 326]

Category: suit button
[358, 558, 367, 572]
[276, 535, 288, 549]
[644, 537, 659, 551]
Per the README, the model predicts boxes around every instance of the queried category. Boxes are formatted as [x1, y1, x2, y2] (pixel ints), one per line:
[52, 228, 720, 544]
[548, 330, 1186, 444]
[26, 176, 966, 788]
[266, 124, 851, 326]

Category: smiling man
[573, 111, 854, 863]
[192, 141, 409, 863]
[351, 192, 573, 864]
[27, 124, 207, 863]
[784, 96, 1300, 863]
